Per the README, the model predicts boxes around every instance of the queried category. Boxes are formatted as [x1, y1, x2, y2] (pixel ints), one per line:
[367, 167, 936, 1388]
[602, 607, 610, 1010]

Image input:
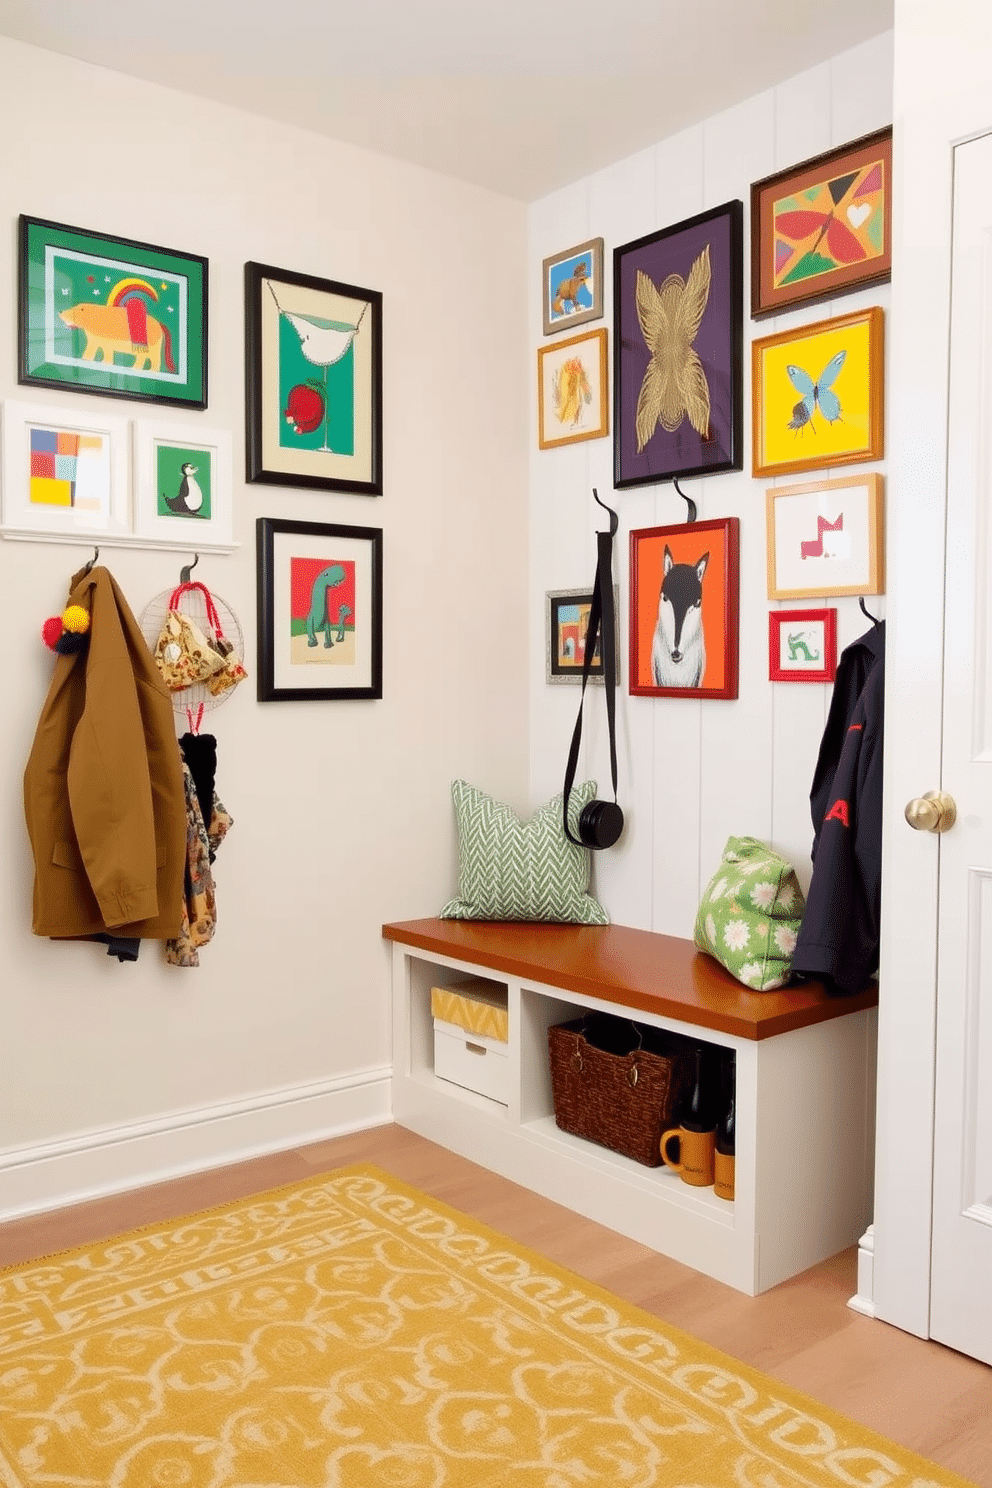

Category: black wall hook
[859, 595, 881, 628]
[672, 478, 697, 524]
[82, 546, 99, 575]
[180, 553, 200, 585]
[592, 487, 619, 536]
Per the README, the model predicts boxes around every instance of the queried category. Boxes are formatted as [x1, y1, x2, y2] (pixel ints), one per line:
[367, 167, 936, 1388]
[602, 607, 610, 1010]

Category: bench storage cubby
[384, 917, 878, 1296]
[547, 1012, 699, 1167]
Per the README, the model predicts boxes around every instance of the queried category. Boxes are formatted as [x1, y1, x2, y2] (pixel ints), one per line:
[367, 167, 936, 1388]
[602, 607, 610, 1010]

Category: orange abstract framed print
[629, 518, 739, 699]
[751, 128, 892, 319]
[752, 307, 884, 478]
[537, 327, 608, 449]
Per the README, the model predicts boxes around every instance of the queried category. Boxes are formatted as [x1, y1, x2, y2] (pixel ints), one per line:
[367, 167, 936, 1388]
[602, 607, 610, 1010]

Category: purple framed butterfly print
[613, 200, 743, 489]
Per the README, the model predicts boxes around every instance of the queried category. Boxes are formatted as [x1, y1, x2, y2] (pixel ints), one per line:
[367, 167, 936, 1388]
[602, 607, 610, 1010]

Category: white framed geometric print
[1, 399, 129, 543]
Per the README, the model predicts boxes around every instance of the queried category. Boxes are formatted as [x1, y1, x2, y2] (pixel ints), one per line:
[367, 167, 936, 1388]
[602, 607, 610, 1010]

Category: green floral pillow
[693, 836, 805, 990]
[440, 778, 609, 924]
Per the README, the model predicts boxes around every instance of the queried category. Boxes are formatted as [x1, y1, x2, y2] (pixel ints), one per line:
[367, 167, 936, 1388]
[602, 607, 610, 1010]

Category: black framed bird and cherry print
[245, 262, 382, 496]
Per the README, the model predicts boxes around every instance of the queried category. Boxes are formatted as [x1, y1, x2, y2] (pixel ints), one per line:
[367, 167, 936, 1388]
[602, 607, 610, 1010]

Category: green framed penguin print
[19, 216, 207, 408]
[245, 262, 383, 496]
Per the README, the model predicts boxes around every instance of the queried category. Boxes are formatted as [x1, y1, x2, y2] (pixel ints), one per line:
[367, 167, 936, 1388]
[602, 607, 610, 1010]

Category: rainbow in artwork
[108, 276, 159, 307]
[29, 425, 108, 512]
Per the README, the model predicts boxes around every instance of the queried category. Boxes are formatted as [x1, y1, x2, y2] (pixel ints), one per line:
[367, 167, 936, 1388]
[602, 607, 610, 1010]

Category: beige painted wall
[0, 37, 528, 1197]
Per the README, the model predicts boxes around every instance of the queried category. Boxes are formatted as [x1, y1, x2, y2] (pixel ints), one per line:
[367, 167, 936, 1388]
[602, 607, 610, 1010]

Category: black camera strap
[563, 494, 619, 847]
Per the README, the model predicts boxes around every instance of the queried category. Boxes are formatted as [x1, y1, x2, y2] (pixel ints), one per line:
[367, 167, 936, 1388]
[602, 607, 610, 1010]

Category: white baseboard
[847, 1223, 876, 1317]
[0, 1066, 393, 1221]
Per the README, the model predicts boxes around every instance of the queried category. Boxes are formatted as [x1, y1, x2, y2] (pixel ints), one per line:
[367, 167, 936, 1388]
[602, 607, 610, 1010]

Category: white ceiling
[0, 0, 894, 201]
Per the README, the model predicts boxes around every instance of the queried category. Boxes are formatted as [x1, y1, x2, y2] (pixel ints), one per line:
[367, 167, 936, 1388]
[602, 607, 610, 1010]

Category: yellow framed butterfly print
[751, 306, 884, 477]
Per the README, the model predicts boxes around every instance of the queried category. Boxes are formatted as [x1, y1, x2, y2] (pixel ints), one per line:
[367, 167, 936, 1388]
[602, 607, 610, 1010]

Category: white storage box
[433, 1018, 509, 1106]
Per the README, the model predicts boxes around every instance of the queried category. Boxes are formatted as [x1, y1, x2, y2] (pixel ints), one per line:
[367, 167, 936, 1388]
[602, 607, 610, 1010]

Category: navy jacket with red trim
[792, 622, 885, 995]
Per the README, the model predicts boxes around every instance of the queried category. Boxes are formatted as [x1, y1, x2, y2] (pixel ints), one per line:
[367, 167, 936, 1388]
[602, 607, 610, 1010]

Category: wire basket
[140, 578, 245, 730]
[548, 1013, 694, 1167]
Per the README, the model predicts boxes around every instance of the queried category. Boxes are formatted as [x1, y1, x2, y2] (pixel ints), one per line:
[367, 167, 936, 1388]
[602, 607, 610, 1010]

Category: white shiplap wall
[528, 32, 893, 937]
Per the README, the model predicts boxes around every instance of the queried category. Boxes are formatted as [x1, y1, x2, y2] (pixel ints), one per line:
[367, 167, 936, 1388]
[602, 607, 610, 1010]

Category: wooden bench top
[382, 918, 878, 1042]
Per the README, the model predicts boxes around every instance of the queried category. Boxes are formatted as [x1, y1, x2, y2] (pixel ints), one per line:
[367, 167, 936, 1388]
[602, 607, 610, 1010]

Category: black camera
[576, 798, 624, 851]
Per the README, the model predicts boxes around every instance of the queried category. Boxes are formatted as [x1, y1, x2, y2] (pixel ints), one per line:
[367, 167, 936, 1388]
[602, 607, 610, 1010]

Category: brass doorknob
[904, 790, 957, 833]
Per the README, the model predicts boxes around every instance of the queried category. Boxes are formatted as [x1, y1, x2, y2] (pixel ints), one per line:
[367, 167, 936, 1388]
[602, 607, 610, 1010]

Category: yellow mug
[714, 1149, 735, 1201]
[660, 1124, 716, 1187]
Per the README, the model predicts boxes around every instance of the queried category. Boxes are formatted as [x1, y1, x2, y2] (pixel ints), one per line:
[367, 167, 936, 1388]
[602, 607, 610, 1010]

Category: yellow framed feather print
[537, 327, 609, 449]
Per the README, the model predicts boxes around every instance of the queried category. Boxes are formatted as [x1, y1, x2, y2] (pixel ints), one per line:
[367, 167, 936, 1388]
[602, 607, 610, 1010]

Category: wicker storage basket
[548, 1013, 694, 1167]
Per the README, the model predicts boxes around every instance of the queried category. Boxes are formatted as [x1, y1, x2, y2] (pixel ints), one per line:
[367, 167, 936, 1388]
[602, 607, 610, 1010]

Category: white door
[928, 128, 992, 1365]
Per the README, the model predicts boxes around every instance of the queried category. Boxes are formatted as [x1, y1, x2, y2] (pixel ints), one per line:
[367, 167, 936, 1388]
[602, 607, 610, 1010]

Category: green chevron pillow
[440, 778, 609, 924]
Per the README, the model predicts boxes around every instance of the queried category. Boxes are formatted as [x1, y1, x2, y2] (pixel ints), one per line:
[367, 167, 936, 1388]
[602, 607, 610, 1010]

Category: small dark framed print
[256, 517, 383, 702]
[546, 586, 621, 684]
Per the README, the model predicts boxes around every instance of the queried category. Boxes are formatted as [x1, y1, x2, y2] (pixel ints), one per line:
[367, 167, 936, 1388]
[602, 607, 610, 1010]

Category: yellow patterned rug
[0, 1164, 974, 1488]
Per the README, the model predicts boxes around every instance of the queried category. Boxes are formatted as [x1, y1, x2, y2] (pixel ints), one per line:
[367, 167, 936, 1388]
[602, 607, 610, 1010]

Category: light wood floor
[3, 1123, 990, 1486]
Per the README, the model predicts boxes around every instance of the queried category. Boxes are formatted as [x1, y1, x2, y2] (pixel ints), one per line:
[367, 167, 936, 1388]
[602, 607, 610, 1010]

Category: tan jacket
[23, 565, 187, 939]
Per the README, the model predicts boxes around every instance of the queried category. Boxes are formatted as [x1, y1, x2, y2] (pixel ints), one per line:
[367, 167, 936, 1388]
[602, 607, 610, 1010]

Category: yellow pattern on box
[430, 977, 508, 1041]
[0, 1166, 976, 1488]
